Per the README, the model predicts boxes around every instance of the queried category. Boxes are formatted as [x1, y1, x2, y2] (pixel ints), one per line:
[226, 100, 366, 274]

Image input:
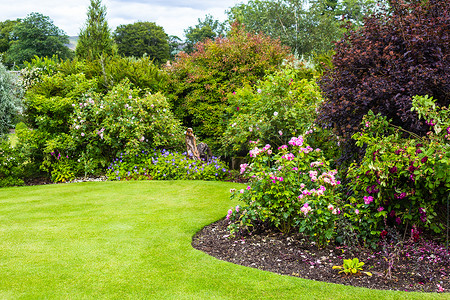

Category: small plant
[333, 258, 372, 277]
[106, 149, 229, 181]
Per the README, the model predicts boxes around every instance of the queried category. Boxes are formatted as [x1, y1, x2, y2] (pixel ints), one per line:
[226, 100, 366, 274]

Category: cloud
[0, 0, 245, 38]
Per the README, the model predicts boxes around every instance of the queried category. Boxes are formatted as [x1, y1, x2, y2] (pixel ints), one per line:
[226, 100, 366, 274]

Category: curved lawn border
[0, 181, 444, 299]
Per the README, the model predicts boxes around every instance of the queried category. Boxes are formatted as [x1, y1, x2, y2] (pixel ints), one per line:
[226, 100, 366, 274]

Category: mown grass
[0, 181, 445, 299]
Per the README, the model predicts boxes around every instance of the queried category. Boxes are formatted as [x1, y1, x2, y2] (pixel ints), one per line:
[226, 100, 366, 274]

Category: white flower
[274, 111, 278, 116]
[279, 130, 283, 136]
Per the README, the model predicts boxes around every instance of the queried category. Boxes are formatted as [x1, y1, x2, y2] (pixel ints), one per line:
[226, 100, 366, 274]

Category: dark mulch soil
[192, 218, 450, 293]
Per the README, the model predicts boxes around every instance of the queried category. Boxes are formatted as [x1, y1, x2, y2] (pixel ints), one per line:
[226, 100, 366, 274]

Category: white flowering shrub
[0, 63, 23, 136]
[222, 67, 323, 156]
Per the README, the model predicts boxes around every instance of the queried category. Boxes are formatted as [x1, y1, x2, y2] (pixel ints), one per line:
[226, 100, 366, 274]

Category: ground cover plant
[0, 181, 443, 299]
[106, 149, 228, 181]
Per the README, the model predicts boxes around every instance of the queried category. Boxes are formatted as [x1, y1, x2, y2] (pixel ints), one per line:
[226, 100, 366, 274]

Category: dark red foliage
[318, 0, 449, 159]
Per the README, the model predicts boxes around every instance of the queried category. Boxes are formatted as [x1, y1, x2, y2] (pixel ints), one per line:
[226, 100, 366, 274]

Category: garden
[0, 0, 449, 297]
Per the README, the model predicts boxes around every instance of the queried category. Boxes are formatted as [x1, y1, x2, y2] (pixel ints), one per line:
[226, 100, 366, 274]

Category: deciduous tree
[6, 13, 71, 66]
[114, 21, 170, 64]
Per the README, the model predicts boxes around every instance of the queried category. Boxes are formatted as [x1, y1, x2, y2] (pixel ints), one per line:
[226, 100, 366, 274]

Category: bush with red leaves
[318, 0, 449, 162]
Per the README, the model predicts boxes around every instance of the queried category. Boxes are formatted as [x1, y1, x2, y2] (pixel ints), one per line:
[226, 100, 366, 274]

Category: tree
[168, 35, 183, 59]
[0, 62, 22, 136]
[0, 19, 20, 54]
[183, 14, 226, 53]
[6, 13, 71, 66]
[114, 21, 170, 64]
[227, 0, 379, 56]
[76, 0, 114, 60]
[318, 0, 449, 161]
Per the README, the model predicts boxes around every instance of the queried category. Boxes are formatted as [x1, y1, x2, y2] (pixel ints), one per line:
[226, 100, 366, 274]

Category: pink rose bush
[226, 134, 342, 246]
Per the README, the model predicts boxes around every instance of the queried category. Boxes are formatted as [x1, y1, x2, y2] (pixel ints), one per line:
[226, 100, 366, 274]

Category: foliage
[318, 0, 449, 162]
[346, 96, 450, 240]
[65, 79, 184, 176]
[165, 23, 290, 150]
[332, 258, 372, 277]
[58, 55, 167, 93]
[0, 139, 25, 187]
[114, 21, 170, 64]
[168, 35, 183, 59]
[6, 13, 72, 67]
[23, 72, 97, 133]
[0, 63, 23, 136]
[76, 0, 114, 60]
[183, 14, 226, 54]
[106, 149, 229, 181]
[222, 66, 325, 156]
[227, 0, 378, 56]
[0, 19, 20, 66]
[227, 136, 342, 246]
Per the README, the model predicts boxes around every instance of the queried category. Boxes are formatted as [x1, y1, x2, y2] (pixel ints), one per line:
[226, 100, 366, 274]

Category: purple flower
[421, 156, 428, 163]
[389, 166, 398, 174]
[377, 206, 384, 212]
[395, 217, 402, 225]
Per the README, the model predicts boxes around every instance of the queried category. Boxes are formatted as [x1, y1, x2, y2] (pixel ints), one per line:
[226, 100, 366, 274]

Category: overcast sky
[0, 0, 248, 39]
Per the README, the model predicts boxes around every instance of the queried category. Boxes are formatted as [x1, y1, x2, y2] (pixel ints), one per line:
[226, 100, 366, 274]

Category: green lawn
[0, 181, 444, 299]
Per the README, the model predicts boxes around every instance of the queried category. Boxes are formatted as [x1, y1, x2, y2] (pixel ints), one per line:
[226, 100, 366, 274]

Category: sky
[0, 0, 248, 39]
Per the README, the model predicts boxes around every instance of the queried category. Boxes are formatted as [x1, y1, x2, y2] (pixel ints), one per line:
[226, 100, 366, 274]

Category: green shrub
[58, 55, 167, 93]
[64, 79, 184, 176]
[165, 23, 290, 150]
[106, 149, 228, 181]
[226, 136, 342, 246]
[0, 140, 25, 187]
[346, 96, 450, 240]
[222, 66, 325, 156]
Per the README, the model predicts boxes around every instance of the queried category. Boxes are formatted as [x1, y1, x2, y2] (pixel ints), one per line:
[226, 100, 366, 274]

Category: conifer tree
[76, 0, 113, 60]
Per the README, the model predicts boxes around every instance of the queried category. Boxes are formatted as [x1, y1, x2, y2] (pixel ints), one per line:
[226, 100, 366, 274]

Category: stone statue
[185, 128, 200, 160]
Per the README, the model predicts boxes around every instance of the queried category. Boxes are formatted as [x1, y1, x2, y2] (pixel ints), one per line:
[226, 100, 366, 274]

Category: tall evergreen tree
[76, 0, 113, 60]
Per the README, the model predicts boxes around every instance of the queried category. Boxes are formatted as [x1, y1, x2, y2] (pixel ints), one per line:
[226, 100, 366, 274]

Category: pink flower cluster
[97, 127, 105, 139]
[318, 170, 340, 186]
[226, 205, 240, 220]
[288, 136, 304, 147]
[240, 163, 248, 174]
[327, 203, 340, 215]
[270, 175, 284, 184]
[299, 145, 314, 154]
[281, 153, 295, 160]
[300, 203, 312, 215]
[249, 144, 271, 157]
[309, 170, 318, 182]
[298, 185, 326, 199]
[310, 161, 323, 168]
[363, 195, 374, 204]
